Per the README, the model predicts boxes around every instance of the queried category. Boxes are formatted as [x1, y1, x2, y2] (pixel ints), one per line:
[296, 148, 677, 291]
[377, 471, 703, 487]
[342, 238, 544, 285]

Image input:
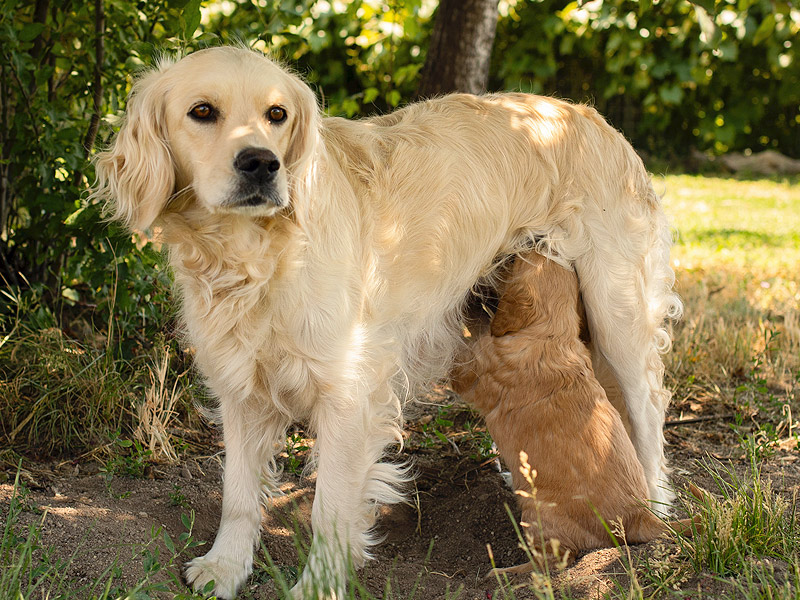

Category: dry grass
[133, 346, 188, 463]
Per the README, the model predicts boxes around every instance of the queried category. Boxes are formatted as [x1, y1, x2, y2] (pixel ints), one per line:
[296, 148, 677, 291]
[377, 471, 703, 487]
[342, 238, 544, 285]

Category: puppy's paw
[185, 553, 251, 599]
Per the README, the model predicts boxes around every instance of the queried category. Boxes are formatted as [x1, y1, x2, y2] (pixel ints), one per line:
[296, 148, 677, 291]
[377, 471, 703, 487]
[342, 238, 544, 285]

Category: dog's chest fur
[163, 212, 352, 418]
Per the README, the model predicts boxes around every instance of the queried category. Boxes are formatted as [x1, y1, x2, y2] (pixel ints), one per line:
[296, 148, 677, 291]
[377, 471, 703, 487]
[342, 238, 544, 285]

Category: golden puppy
[453, 253, 693, 572]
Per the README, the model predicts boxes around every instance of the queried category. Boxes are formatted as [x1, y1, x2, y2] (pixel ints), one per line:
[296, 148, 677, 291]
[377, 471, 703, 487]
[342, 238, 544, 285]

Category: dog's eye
[189, 103, 216, 121]
[267, 106, 287, 124]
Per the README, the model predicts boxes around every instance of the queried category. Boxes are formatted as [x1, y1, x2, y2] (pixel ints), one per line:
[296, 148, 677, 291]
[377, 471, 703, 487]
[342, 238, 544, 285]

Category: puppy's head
[491, 253, 579, 336]
[93, 46, 319, 231]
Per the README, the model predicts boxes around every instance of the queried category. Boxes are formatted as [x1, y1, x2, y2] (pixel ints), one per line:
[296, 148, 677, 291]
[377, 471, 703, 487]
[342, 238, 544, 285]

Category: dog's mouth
[235, 193, 277, 207]
[222, 185, 286, 214]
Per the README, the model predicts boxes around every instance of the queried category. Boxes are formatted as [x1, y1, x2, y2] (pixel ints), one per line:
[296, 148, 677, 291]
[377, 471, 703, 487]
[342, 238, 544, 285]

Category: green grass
[661, 174, 800, 459]
[661, 174, 800, 272]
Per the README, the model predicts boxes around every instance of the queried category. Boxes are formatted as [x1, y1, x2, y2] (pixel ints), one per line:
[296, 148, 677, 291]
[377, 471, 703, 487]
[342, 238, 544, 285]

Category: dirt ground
[2, 389, 799, 600]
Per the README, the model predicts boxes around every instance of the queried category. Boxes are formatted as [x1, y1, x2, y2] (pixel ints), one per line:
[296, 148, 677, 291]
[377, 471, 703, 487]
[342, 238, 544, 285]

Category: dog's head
[93, 46, 319, 231]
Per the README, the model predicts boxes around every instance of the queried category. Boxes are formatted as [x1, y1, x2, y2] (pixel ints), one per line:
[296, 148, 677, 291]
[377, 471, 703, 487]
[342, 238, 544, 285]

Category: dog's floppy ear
[283, 72, 320, 201]
[92, 67, 174, 232]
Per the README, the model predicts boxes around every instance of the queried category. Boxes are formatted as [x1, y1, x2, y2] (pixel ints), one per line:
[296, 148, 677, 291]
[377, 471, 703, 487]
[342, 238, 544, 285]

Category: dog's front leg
[292, 390, 405, 599]
[186, 401, 285, 599]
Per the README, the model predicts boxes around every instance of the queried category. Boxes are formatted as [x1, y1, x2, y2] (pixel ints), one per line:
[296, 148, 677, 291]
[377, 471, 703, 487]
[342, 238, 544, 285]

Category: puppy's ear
[490, 284, 536, 337]
[283, 73, 320, 201]
[490, 256, 544, 336]
[91, 68, 174, 232]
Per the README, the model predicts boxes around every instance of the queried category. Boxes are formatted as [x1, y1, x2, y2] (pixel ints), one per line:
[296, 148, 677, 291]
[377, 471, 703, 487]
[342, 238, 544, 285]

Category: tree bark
[417, 0, 500, 98]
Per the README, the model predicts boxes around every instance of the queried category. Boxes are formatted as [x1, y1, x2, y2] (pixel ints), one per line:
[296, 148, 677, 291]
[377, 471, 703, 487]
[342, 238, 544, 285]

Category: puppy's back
[456, 252, 671, 564]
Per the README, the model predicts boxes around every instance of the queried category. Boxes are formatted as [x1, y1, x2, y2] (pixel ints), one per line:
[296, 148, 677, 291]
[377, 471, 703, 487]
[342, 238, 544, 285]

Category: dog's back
[453, 252, 671, 565]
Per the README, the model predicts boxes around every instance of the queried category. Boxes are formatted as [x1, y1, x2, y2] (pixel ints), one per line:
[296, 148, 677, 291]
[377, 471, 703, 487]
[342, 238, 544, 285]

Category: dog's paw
[289, 580, 341, 600]
[185, 553, 251, 599]
[289, 555, 345, 600]
[649, 477, 677, 517]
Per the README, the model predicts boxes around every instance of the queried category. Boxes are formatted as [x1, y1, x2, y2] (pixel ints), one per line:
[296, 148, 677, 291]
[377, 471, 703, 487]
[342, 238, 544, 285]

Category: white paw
[185, 553, 252, 599]
[290, 578, 342, 600]
[289, 552, 345, 600]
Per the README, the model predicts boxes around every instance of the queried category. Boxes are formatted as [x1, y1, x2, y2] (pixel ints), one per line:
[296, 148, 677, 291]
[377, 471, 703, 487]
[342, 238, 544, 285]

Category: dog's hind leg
[574, 218, 679, 515]
[186, 401, 289, 599]
[293, 383, 407, 599]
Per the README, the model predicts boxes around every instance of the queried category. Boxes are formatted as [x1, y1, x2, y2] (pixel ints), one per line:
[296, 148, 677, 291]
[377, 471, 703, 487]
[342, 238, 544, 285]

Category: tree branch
[75, 0, 105, 188]
[82, 0, 105, 157]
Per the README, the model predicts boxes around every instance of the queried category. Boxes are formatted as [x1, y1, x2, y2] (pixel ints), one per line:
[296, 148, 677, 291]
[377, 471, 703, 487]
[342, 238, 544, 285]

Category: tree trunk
[417, 0, 500, 98]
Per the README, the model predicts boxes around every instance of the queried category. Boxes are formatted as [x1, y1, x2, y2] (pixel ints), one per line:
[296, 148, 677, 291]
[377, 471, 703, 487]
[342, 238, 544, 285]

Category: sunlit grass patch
[662, 174, 800, 273]
[662, 175, 800, 429]
[686, 456, 798, 576]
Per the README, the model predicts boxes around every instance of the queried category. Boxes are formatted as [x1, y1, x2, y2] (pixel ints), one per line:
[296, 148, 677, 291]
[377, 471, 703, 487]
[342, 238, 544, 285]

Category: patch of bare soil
[2, 393, 799, 599]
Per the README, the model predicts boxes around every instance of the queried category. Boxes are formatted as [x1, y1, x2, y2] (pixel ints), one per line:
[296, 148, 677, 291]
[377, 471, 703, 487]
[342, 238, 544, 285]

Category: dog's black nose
[234, 148, 280, 183]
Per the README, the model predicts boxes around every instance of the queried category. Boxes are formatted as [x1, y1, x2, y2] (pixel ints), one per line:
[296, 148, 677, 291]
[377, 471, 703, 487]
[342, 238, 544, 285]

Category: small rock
[181, 465, 193, 480]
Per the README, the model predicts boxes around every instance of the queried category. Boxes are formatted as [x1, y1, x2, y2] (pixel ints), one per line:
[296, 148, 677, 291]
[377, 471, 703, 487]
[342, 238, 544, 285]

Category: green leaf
[694, 4, 721, 47]
[163, 530, 176, 555]
[387, 89, 401, 107]
[64, 205, 86, 226]
[61, 287, 80, 303]
[19, 22, 46, 42]
[363, 87, 379, 104]
[659, 84, 684, 105]
[638, 0, 652, 17]
[752, 14, 776, 46]
[717, 40, 738, 62]
[183, 0, 202, 40]
[182, 0, 203, 39]
[689, 0, 717, 15]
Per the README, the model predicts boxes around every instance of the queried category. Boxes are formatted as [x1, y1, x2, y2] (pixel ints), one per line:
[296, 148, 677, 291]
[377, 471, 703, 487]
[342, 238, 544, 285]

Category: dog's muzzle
[229, 147, 283, 208]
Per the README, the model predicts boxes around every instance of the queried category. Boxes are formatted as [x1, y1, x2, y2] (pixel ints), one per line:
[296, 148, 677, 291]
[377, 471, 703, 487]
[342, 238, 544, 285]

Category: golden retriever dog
[91, 46, 680, 599]
[452, 252, 695, 574]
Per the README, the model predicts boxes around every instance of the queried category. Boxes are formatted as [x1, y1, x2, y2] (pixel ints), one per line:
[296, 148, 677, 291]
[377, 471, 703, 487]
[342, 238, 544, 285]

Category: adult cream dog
[92, 46, 680, 598]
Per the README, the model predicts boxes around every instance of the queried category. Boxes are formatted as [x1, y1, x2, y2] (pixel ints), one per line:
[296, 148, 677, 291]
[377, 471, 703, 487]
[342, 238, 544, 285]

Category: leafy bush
[492, 0, 800, 159]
